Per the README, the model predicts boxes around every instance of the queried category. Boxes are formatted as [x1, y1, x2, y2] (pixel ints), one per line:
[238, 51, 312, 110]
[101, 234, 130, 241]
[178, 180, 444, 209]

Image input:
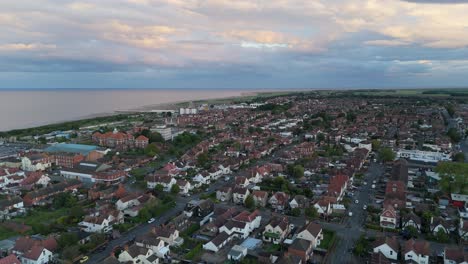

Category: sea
[0, 89, 251, 132]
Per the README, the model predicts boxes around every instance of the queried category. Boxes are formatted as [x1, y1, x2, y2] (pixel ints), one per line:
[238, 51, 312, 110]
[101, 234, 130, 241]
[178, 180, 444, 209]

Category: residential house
[459, 219, 468, 241]
[118, 244, 159, 264]
[146, 174, 176, 192]
[402, 212, 422, 232]
[314, 196, 335, 216]
[289, 195, 309, 209]
[0, 196, 24, 220]
[227, 245, 248, 262]
[327, 174, 349, 202]
[151, 224, 184, 247]
[235, 176, 250, 188]
[232, 187, 250, 204]
[372, 236, 399, 261]
[287, 239, 313, 263]
[296, 222, 323, 248]
[78, 209, 124, 233]
[12, 236, 57, 264]
[380, 205, 398, 229]
[269, 192, 289, 211]
[216, 187, 232, 202]
[176, 180, 191, 194]
[135, 235, 170, 258]
[252, 190, 268, 207]
[403, 239, 430, 264]
[203, 232, 232, 252]
[0, 254, 20, 264]
[263, 216, 290, 244]
[443, 247, 468, 264]
[430, 217, 450, 236]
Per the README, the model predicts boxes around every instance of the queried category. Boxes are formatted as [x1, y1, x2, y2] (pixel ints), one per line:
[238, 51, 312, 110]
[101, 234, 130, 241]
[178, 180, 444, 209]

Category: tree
[149, 132, 164, 143]
[290, 208, 301, 217]
[446, 105, 455, 117]
[453, 152, 465, 162]
[435, 162, 468, 194]
[170, 184, 180, 194]
[435, 229, 449, 243]
[371, 139, 381, 151]
[404, 226, 418, 238]
[378, 147, 395, 162]
[155, 184, 164, 193]
[245, 195, 255, 210]
[447, 128, 461, 143]
[197, 153, 210, 168]
[69, 206, 85, 219]
[305, 207, 318, 219]
[292, 165, 304, 179]
[144, 143, 159, 157]
[58, 233, 79, 249]
[62, 245, 80, 261]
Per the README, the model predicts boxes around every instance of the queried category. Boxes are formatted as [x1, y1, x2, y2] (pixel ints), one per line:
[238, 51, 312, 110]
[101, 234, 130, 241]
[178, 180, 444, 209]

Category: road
[327, 161, 383, 264]
[87, 163, 237, 263]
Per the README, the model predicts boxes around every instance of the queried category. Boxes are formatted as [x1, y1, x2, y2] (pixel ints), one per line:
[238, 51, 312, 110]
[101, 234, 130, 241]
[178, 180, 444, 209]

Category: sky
[1, 0, 468, 89]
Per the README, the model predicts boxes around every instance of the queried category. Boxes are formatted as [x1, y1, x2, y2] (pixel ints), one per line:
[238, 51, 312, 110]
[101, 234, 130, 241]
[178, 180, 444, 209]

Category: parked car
[363, 205, 367, 210]
[80, 256, 89, 263]
[148, 218, 155, 224]
[355, 199, 359, 204]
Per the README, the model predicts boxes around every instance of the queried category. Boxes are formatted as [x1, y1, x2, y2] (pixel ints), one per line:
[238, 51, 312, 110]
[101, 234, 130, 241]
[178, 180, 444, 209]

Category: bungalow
[403, 239, 430, 264]
[380, 205, 398, 229]
[227, 245, 248, 262]
[372, 236, 399, 261]
[203, 232, 232, 252]
[252, 190, 269, 207]
[232, 187, 250, 204]
[296, 222, 323, 248]
[263, 216, 290, 244]
[216, 187, 233, 202]
[269, 192, 289, 211]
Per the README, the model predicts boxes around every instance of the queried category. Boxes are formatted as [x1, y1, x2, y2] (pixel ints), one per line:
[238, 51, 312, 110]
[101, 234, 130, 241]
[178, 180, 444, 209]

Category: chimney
[124, 244, 129, 251]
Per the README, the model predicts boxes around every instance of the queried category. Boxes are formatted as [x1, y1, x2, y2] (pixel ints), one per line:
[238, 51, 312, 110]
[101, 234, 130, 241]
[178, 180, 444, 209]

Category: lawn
[0, 225, 20, 240]
[13, 207, 69, 226]
[319, 229, 336, 250]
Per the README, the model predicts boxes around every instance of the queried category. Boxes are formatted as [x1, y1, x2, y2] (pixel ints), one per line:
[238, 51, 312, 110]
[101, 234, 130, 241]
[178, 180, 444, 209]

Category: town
[0, 90, 467, 264]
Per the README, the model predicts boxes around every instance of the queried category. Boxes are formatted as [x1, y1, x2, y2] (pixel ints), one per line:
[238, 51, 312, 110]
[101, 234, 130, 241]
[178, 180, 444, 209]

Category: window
[390, 251, 393, 255]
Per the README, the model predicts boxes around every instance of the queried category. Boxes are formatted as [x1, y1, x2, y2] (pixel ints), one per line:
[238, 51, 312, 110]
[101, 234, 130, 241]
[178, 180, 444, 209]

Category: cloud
[0, 0, 468, 88]
[0, 43, 56, 51]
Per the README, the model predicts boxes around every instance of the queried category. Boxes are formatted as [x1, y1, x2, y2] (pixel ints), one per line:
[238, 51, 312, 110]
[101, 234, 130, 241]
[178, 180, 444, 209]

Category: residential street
[326, 161, 382, 264]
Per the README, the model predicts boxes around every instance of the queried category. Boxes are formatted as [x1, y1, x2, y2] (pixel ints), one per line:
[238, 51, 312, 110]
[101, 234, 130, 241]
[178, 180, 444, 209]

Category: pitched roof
[404, 239, 430, 256]
[0, 255, 20, 264]
[299, 222, 322, 237]
[373, 236, 398, 252]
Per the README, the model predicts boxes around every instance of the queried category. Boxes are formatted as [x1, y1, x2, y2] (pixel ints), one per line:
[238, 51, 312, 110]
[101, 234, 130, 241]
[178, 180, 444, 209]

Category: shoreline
[0, 90, 288, 133]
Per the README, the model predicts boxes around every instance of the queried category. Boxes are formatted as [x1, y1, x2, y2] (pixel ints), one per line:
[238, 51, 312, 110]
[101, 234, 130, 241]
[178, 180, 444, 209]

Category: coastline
[0, 90, 289, 133]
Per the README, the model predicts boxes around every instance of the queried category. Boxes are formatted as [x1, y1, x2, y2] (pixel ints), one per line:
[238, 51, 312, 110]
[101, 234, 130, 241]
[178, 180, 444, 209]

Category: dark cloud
[401, 0, 468, 3]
